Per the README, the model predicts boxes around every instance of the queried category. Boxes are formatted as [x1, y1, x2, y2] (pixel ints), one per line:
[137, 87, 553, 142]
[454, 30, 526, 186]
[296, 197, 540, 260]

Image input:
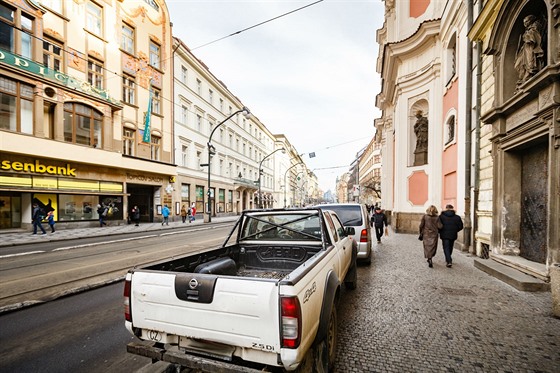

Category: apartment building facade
[0, 0, 175, 229]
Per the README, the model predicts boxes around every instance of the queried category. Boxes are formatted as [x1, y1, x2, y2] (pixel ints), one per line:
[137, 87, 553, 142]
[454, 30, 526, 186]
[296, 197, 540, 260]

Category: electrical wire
[191, 0, 324, 50]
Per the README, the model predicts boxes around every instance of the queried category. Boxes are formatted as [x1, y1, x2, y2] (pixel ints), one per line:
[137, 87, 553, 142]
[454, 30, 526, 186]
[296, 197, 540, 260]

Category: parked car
[317, 203, 372, 265]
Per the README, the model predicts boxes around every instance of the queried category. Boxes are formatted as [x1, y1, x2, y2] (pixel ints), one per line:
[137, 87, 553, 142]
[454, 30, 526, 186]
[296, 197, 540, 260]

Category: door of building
[520, 142, 548, 264]
[128, 185, 154, 223]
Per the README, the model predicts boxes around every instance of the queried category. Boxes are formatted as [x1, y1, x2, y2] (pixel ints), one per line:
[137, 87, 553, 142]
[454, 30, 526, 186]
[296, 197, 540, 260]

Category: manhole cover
[440, 287, 476, 296]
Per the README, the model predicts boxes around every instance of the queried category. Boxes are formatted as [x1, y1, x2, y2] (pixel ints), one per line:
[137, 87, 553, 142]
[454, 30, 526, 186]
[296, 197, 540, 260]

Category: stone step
[474, 258, 550, 292]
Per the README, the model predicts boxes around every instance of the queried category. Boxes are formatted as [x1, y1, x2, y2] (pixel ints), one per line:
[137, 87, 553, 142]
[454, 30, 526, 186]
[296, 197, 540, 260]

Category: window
[181, 66, 187, 84]
[219, 98, 224, 112]
[20, 13, 32, 59]
[181, 105, 188, 124]
[43, 38, 62, 71]
[0, 76, 33, 134]
[208, 89, 213, 104]
[63, 102, 102, 147]
[196, 79, 201, 95]
[445, 115, 456, 145]
[121, 23, 134, 54]
[123, 127, 135, 155]
[149, 41, 160, 68]
[150, 135, 160, 160]
[87, 58, 103, 89]
[122, 74, 135, 105]
[85, 1, 102, 35]
[181, 145, 188, 166]
[0, 3, 34, 59]
[196, 114, 202, 132]
[152, 88, 161, 114]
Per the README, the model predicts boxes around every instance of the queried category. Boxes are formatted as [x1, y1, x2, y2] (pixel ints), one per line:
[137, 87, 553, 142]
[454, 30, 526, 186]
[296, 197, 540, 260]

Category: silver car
[317, 203, 372, 265]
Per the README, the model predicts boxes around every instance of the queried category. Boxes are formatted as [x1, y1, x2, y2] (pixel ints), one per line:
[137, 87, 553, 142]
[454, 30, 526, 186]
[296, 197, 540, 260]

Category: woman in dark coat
[419, 205, 442, 268]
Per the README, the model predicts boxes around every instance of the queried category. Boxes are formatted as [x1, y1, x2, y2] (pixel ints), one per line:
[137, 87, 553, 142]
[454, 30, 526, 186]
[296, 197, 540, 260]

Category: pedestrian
[31, 203, 47, 235]
[419, 205, 442, 268]
[131, 205, 140, 226]
[190, 202, 196, 221]
[97, 204, 107, 227]
[161, 204, 170, 225]
[180, 204, 187, 223]
[370, 207, 388, 243]
[439, 204, 464, 268]
[47, 210, 56, 233]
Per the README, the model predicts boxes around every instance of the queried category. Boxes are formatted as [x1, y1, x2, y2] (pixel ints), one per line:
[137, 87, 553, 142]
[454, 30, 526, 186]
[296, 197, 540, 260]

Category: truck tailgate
[131, 271, 281, 352]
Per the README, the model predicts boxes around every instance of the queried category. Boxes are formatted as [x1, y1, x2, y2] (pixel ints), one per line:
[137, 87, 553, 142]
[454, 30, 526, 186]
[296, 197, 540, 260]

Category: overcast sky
[166, 0, 384, 192]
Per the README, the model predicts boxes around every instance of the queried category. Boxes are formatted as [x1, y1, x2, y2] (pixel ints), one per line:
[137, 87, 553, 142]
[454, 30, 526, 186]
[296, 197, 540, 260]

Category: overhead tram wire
[191, 0, 325, 51]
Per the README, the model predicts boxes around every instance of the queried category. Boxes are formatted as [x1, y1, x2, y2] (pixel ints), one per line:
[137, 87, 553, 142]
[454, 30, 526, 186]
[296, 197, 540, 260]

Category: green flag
[142, 83, 152, 143]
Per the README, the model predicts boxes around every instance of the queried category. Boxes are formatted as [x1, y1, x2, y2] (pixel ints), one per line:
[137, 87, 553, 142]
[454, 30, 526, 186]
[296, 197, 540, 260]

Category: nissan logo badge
[189, 278, 198, 289]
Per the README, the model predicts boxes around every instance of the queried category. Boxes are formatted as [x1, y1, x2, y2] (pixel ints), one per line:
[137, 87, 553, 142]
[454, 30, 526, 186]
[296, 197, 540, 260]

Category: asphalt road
[0, 226, 235, 372]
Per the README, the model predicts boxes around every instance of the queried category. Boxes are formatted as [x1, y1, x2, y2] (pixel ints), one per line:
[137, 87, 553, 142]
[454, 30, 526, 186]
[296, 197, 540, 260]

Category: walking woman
[419, 205, 442, 268]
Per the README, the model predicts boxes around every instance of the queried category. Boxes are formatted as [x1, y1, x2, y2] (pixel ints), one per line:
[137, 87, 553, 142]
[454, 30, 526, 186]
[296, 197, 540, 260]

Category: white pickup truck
[124, 207, 358, 372]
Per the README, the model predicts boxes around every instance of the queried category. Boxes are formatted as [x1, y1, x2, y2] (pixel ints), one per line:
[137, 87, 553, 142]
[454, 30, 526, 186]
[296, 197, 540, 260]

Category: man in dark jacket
[371, 207, 388, 243]
[439, 204, 463, 267]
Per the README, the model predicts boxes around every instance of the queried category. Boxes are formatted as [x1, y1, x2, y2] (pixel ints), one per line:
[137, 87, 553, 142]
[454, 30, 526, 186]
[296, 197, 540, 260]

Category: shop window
[0, 3, 34, 58]
[85, 1, 102, 36]
[195, 185, 204, 213]
[0, 76, 33, 134]
[43, 37, 62, 71]
[181, 184, 190, 204]
[217, 188, 225, 213]
[87, 58, 103, 89]
[123, 127, 135, 155]
[121, 23, 134, 54]
[63, 102, 103, 147]
[122, 74, 135, 105]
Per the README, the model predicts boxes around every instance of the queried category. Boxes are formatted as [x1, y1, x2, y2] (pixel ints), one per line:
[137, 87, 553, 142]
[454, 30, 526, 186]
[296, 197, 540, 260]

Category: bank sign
[1, 160, 76, 177]
[0, 48, 121, 106]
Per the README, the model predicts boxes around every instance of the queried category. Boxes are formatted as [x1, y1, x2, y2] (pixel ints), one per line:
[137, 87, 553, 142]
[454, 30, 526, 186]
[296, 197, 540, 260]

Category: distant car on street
[317, 203, 372, 265]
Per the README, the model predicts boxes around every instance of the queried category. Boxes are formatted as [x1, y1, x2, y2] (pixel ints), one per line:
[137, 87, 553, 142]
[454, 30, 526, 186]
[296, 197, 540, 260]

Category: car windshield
[323, 205, 363, 226]
[240, 212, 323, 241]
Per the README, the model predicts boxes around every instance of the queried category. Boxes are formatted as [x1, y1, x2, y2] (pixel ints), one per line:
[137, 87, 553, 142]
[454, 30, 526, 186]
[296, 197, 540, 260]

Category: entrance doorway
[519, 143, 548, 264]
[128, 185, 154, 223]
[0, 193, 21, 229]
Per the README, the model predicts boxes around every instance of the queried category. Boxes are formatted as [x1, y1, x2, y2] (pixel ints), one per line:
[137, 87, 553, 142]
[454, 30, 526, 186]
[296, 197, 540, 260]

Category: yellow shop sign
[1, 160, 77, 176]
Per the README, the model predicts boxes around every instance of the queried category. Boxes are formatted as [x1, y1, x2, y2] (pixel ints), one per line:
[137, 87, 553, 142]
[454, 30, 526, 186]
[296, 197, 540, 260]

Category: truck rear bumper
[127, 342, 267, 373]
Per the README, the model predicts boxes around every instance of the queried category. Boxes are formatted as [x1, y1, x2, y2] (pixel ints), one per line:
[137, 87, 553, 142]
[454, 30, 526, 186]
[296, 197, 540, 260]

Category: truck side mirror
[345, 227, 355, 236]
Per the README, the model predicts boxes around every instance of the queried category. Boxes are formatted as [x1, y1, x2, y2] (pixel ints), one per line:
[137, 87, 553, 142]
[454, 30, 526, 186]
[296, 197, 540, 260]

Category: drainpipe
[463, 0, 474, 252]
[473, 0, 484, 256]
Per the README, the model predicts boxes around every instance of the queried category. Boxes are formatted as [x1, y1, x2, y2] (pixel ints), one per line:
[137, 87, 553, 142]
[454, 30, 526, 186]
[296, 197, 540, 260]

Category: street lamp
[204, 106, 251, 222]
[258, 147, 285, 208]
[284, 161, 303, 208]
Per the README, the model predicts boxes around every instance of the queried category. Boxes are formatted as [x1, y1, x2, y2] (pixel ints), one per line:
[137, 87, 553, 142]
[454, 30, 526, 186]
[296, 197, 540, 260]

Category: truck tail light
[360, 229, 368, 243]
[281, 296, 301, 348]
[123, 279, 132, 322]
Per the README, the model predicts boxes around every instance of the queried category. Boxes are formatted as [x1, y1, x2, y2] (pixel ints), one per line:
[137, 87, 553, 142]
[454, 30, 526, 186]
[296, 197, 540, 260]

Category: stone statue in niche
[514, 14, 546, 89]
[413, 110, 428, 165]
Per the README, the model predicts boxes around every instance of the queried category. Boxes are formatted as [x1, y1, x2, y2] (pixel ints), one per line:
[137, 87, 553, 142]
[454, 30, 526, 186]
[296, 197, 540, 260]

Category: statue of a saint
[514, 15, 545, 88]
[414, 111, 428, 153]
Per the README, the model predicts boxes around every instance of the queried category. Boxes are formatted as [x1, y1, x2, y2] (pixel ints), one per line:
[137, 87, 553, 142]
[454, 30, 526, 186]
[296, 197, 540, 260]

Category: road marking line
[53, 235, 159, 251]
[0, 251, 45, 258]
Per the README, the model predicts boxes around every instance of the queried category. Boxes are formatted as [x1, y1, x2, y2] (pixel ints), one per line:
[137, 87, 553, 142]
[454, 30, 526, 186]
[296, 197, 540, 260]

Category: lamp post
[258, 147, 285, 208]
[204, 106, 250, 223]
[284, 162, 303, 208]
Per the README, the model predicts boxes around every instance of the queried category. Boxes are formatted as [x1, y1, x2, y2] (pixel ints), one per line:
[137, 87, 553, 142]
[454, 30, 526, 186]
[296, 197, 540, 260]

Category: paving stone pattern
[335, 231, 560, 373]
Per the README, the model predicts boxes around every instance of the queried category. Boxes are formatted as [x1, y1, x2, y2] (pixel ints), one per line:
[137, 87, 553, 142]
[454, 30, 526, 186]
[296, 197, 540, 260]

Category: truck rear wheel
[324, 305, 338, 372]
